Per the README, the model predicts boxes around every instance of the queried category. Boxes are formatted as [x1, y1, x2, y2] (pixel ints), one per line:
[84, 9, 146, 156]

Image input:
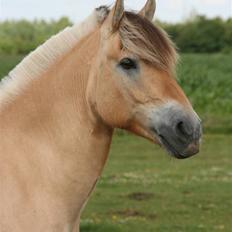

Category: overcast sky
[0, 0, 232, 23]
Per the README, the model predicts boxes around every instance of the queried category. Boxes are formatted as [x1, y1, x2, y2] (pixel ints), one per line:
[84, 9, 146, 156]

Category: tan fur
[0, 2, 197, 232]
[0, 28, 111, 232]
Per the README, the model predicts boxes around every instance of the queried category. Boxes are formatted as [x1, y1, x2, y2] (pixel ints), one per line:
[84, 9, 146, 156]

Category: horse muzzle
[149, 103, 202, 159]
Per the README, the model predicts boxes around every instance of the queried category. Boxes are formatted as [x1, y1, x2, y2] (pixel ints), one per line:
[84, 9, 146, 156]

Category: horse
[0, 0, 202, 231]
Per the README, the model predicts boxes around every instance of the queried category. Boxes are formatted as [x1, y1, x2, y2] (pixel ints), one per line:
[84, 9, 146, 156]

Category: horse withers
[0, 0, 201, 231]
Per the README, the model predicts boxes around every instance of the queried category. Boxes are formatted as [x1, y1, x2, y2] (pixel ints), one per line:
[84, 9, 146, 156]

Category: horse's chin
[149, 128, 200, 159]
[125, 124, 160, 144]
[126, 124, 187, 159]
[124, 124, 197, 159]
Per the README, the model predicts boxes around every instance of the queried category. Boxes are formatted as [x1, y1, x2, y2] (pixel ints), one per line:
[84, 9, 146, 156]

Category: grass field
[178, 54, 232, 134]
[80, 134, 232, 232]
[0, 54, 231, 231]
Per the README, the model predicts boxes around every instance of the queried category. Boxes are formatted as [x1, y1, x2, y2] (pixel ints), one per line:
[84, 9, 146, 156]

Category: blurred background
[0, 0, 232, 231]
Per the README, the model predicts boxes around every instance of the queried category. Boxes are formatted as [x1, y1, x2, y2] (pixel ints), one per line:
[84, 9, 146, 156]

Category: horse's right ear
[108, 0, 124, 32]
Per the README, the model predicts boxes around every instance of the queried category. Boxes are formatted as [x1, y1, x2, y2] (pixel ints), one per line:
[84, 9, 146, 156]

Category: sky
[0, 0, 232, 23]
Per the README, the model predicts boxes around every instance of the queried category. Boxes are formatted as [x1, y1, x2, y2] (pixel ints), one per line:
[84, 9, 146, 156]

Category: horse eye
[119, 58, 137, 70]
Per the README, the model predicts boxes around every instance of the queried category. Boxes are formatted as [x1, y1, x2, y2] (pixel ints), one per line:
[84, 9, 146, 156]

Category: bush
[0, 15, 232, 55]
[0, 17, 71, 55]
[159, 16, 232, 53]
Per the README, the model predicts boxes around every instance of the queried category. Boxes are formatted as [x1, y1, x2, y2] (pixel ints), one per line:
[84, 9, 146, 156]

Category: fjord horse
[0, 0, 201, 231]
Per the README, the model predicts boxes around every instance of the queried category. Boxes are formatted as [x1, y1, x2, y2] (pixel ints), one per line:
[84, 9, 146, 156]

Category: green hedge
[0, 17, 71, 55]
[160, 16, 232, 53]
[0, 15, 232, 55]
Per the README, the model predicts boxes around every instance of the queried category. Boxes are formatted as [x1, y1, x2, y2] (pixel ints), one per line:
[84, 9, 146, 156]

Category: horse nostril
[175, 121, 192, 139]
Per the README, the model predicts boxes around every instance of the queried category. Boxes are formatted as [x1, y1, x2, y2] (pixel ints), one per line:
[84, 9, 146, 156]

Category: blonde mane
[0, 10, 103, 105]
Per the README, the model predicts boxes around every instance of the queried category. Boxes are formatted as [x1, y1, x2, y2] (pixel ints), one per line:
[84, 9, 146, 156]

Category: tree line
[0, 17, 71, 55]
[0, 15, 232, 54]
[160, 15, 232, 53]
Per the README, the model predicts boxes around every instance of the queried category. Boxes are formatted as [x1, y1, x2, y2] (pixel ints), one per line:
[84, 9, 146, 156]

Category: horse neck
[0, 29, 113, 223]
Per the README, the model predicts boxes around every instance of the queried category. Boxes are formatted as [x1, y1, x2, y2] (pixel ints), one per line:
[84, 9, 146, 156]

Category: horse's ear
[109, 0, 124, 32]
[139, 0, 156, 21]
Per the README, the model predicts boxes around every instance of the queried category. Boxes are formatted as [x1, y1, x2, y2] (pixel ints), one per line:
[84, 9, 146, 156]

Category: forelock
[119, 12, 178, 72]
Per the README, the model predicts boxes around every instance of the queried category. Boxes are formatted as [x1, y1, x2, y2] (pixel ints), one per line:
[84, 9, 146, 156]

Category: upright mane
[119, 12, 178, 71]
[0, 10, 104, 105]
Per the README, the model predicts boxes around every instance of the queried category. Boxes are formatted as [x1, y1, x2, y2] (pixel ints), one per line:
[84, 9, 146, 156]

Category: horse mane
[0, 11, 101, 104]
[119, 12, 178, 71]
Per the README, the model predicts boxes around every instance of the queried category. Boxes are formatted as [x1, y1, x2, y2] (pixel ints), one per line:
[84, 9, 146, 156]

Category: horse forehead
[102, 34, 122, 59]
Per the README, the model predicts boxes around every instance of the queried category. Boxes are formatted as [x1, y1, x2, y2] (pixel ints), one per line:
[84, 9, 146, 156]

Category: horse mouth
[150, 128, 189, 159]
[158, 135, 188, 159]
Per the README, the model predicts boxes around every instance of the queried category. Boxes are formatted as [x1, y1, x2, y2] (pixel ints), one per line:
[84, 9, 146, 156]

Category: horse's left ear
[109, 0, 124, 32]
[139, 0, 156, 21]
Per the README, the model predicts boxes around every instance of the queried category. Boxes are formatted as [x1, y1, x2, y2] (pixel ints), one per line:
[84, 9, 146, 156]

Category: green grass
[178, 54, 232, 134]
[81, 133, 232, 232]
[0, 53, 231, 133]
